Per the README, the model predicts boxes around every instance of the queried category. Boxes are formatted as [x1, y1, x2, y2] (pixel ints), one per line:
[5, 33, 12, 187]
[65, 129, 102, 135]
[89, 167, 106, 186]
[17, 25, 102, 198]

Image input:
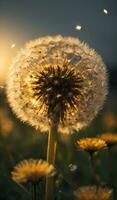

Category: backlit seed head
[7, 35, 108, 134]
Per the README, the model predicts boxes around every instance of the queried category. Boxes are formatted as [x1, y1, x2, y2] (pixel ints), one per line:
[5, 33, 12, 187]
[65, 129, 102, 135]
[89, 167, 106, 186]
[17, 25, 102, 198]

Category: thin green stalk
[45, 122, 58, 200]
[90, 152, 98, 185]
[107, 147, 112, 187]
[32, 183, 38, 200]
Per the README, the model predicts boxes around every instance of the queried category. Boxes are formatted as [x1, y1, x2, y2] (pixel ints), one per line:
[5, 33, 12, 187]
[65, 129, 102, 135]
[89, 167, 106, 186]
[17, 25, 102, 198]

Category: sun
[0, 54, 6, 84]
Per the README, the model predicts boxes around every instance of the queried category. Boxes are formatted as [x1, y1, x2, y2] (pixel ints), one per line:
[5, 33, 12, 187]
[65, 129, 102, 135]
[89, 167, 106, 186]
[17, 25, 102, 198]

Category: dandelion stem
[90, 153, 98, 185]
[32, 183, 38, 200]
[45, 122, 57, 200]
[107, 148, 112, 187]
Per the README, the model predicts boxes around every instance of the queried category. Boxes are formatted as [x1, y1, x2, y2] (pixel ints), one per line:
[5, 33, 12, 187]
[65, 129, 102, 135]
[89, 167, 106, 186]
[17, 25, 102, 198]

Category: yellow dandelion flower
[0, 108, 14, 136]
[103, 112, 117, 129]
[11, 159, 56, 184]
[7, 35, 108, 134]
[101, 133, 117, 146]
[77, 138, 107, 153]
[74, 186, 113, 200]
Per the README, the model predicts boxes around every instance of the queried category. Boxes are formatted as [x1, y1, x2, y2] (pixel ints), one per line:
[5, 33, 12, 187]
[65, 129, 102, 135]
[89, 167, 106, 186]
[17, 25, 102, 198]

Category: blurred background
[0, 0, 117, 199]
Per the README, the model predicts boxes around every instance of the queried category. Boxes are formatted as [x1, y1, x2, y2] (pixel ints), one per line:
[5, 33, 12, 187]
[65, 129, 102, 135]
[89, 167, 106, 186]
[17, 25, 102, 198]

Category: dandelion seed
[103, 9, 108, 15]
[68, 163, 77, 172]
[75, 25, 82, 31]
[11, 159, 56, 184]
[11, 44, 16, 48]
[74, 185, 113, 200]
[7, 35, 108, 134]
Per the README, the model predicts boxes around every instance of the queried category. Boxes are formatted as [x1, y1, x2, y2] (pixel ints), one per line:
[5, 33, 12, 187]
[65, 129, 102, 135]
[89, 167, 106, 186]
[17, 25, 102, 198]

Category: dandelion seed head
[29, 64, 84, 123]
[74, 185, 113, 200]
[11, 159, 56, 184]
[7, 35, 108, 134]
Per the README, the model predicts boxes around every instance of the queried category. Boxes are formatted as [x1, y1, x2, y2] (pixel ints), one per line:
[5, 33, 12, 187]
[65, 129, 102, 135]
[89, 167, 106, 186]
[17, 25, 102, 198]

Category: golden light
[11, 43, 16, 48]
[0, 59, 3, 70]
[0, 42, 18, 85]
[0, 53, 7, 85]
[0, 20, 32, 86]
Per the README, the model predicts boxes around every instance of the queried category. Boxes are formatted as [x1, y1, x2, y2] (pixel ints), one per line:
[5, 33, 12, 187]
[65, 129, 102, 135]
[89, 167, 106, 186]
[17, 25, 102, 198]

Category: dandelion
[77, 138, 107, 184]
[77, 138, 107, 154]
[0, 108, 14, 137]
[11, 159, 56, 184]
[103, 112, 117, 129]
[7, 35, 108, 134]
[101, 133, 117, 147]
[7, 35, 108, 200]
[11, 159, 56, 200]
[74, 186, 113, 200]
[100, 133, 117, 185]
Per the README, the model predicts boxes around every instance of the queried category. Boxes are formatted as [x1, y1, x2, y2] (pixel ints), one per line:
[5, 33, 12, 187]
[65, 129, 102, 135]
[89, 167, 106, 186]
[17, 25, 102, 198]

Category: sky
[0, 0, 117, 83]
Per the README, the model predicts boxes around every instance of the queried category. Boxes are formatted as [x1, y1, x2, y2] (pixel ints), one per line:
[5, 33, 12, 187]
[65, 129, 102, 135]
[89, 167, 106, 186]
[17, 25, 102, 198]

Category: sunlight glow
[0, 42, 17, 84]
[0, 54, 7, 84]
[11, 43, 16, 48]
